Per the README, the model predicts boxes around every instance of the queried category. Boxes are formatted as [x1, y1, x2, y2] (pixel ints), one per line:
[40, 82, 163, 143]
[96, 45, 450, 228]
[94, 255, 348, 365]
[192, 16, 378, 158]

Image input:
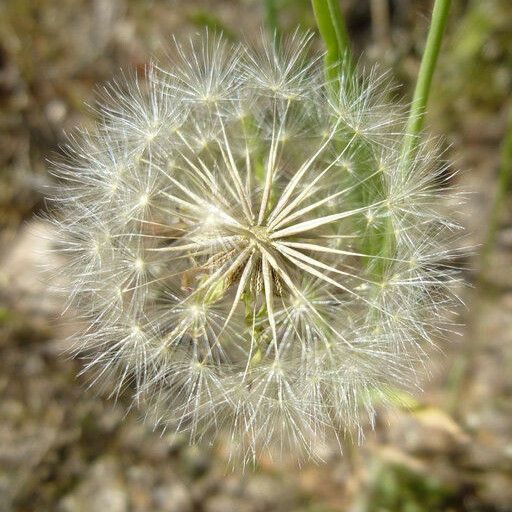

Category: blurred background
[0, 0, 511, 510]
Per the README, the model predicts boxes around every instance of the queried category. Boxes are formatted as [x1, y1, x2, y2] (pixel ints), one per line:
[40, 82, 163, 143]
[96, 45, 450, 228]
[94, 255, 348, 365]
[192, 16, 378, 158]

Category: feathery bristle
[49, 31, 462, 463]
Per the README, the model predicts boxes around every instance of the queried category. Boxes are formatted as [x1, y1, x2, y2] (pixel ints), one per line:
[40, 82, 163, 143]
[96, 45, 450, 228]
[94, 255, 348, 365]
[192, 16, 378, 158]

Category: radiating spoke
[270, 202, 382, 239]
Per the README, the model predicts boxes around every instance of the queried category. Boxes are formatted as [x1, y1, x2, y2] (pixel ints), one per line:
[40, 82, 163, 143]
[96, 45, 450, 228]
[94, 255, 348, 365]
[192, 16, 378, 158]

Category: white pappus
[48, 31, 463, 463]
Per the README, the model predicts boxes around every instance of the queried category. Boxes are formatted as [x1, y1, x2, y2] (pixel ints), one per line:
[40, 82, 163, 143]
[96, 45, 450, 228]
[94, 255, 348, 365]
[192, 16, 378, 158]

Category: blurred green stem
[383, 1, 452, 280]
[448, 107, 512, 414]
[401, 0, 451, 162]
[311, 0, 352, 86]
[481, 105, 512, 266]
[264, 0, 279, 35]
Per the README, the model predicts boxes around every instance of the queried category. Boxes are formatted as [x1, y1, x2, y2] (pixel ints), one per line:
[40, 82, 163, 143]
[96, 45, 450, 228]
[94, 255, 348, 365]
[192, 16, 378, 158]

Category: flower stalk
[264, 0, 279, 35]
[481, 104, 512, 267]
[311, 0, 352, 87]
[401, 0, 452, 162]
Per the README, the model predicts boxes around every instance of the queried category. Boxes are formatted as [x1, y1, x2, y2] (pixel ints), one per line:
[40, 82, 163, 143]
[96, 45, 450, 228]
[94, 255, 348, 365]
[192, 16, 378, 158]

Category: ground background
[1, 1, 511, 511]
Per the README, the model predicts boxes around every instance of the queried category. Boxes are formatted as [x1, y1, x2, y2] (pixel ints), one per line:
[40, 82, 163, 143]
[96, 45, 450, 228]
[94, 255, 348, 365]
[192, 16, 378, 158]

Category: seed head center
[247, 225, 271, 244]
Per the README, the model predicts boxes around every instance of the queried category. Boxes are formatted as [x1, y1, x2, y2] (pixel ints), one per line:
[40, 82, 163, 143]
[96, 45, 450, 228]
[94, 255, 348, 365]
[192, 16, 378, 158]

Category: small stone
[58, 457, 128, 512]
[244, 474, 296, 511]
[153, 482, 192, 512]
[45, 99, 67, 124]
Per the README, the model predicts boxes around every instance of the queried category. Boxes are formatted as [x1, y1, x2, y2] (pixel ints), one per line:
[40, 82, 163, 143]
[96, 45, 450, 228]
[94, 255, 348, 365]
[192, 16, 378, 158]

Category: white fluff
[49, 31, 462, 463]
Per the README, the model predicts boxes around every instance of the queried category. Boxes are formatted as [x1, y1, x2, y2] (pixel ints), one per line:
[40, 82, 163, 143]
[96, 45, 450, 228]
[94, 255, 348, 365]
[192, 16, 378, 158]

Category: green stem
[384, 1, 449, 280]
[448, 107, 512, 415]
[401, 0, 451, 162]
[325, 0, 350, 61]
[264, 0, 279, 35]
[481, 104, 512, 267]
[311, 0, 352, 87]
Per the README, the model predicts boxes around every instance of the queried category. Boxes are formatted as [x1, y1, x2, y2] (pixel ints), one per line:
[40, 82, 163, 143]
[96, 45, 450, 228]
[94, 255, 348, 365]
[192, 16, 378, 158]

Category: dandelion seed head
[49, 31, 463, 463]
